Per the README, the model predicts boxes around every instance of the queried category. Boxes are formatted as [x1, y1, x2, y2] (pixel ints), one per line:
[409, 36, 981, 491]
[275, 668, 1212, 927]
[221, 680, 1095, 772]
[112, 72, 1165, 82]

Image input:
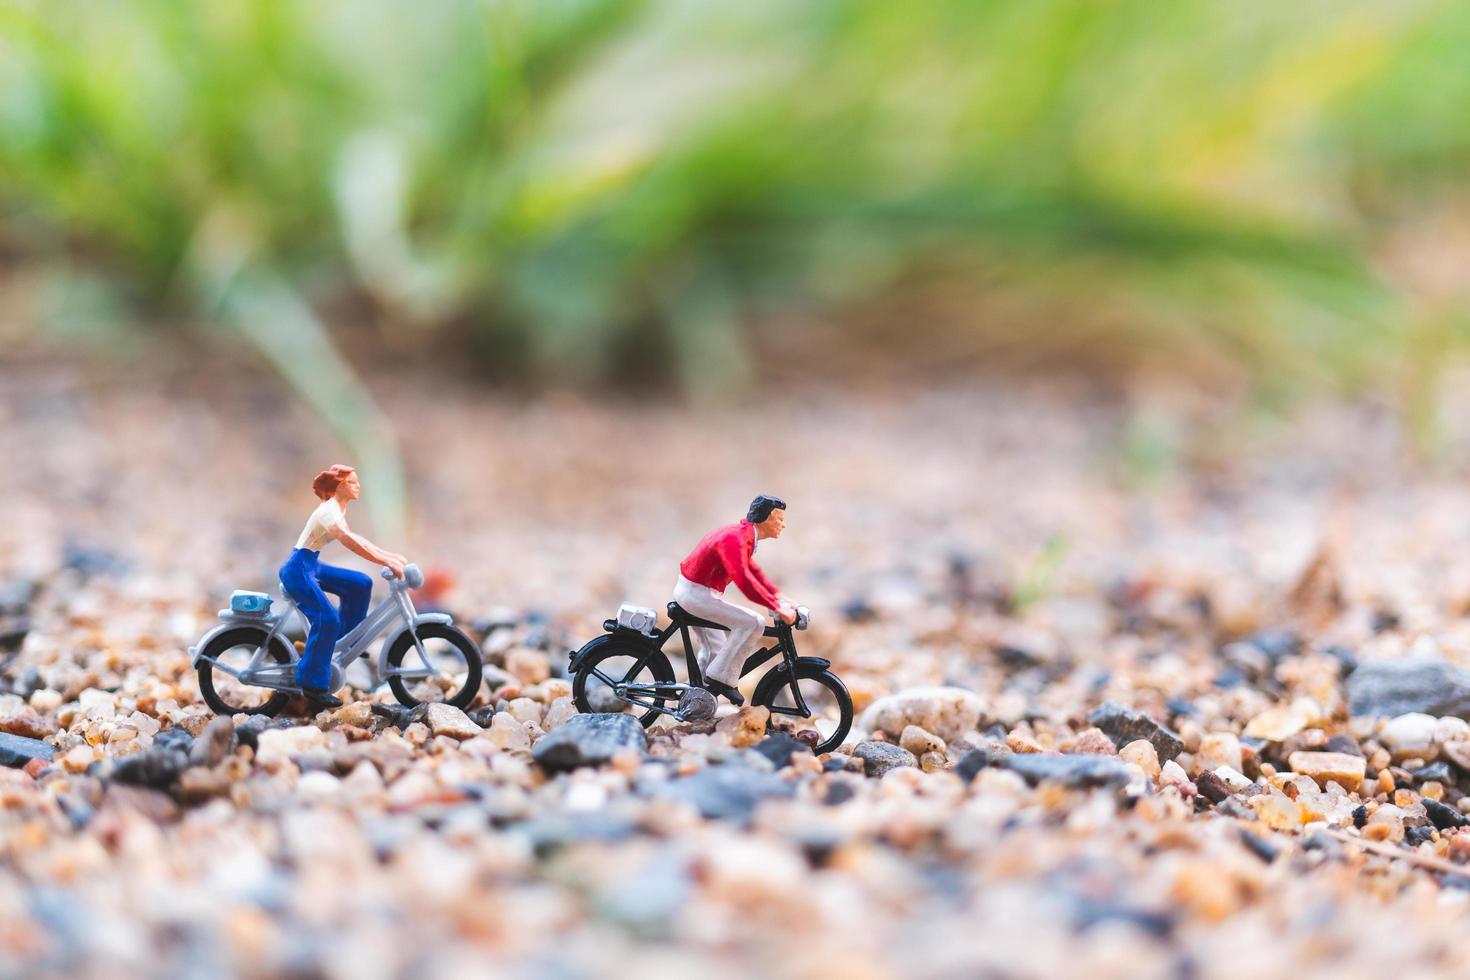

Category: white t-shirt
[295, 499, 346, 551]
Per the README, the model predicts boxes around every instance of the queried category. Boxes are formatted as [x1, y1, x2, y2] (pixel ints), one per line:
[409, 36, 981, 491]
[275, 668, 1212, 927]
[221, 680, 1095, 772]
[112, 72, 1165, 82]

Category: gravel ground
[9, 355, 1470, 978]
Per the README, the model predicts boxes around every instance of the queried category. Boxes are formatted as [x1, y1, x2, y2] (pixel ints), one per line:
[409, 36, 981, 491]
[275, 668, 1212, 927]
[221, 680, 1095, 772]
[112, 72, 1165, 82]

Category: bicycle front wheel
[384, 624, 483, 709]
[752, 663, 853, 755]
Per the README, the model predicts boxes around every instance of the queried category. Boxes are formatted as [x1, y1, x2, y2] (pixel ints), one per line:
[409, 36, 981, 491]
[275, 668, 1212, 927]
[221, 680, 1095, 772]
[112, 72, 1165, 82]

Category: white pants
[672, 574, 766, 686]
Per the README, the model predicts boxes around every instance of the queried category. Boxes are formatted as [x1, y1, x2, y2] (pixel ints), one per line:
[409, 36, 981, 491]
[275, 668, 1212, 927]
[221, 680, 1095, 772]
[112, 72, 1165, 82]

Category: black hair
[747, 494, 787, 524]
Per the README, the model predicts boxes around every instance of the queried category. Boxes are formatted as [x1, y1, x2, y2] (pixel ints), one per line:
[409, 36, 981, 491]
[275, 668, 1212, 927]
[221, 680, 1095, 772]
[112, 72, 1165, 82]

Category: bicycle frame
[190, 564, 455, 694]
[585, 606, 817, 720]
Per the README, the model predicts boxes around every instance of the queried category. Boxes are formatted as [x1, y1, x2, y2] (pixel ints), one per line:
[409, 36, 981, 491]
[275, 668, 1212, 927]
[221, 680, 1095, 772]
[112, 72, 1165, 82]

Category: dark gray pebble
[10, 666, 42, 698]
[1086, 701, 1184, 761]
[646, 764, 794, 822]
[188, 718, 237, 768]
[0, 579, 36, 616]
[0, 731, 54, 768]
[1425, 798, 1467, 830]
[593, 852, 691, 937]
[532, 713, 647, 773]
[235, 715, 292, 751]
[1406, 825, 1437, 847]
[1347, 658, 1470, 719]
[61, 543, 131, 578]
[515, 810, 641, 857]
[852, 740, 917, 778]
[109, 748, 189, 790]
[954, 745, 1009, 783]
[0, 619, 30, 653]
[1302, 830, 1343, 857]
[153, 728, 195, 753]
[1407, 761, 1453, 785]
[1071, 898, 1174, 939]
[1247, 628, 1301, 663]
[822, 779, 857, 806]
[751, 733, 811, 770]
[369, 702, 426, 730]
[1003, 753, 1132, 789]
[1239, 829, 1280, 863]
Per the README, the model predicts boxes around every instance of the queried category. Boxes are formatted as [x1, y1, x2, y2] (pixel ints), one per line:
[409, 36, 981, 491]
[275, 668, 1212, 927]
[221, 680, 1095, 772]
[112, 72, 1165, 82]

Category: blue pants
[279, 548, 372, 690]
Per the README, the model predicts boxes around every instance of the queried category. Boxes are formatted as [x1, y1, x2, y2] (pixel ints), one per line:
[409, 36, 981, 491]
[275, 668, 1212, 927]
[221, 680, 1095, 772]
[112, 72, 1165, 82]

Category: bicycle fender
[568, 632, 655, 673]
[761, 656, 832, 679]
[376, 613, 455, 673]
[189, 620, 279, 667]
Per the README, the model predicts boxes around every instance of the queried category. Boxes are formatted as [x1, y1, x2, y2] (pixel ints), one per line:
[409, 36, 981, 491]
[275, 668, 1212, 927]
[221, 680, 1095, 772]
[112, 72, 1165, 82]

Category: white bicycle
[190, 563, 482, 715]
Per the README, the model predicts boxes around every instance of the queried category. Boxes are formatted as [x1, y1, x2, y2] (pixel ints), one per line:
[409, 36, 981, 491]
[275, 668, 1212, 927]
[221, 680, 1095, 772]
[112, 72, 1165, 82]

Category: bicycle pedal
[676, 688, 717, 723]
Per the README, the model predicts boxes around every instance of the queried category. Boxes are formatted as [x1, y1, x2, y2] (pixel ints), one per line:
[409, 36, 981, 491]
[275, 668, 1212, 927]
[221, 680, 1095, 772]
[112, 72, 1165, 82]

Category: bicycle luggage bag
[616, 603, 657, 633]
[230, 590, 273, 615]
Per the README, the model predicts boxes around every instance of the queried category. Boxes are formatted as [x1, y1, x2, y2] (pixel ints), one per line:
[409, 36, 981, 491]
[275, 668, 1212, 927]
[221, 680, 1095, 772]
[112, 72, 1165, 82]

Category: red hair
[311, 465, 356, 500]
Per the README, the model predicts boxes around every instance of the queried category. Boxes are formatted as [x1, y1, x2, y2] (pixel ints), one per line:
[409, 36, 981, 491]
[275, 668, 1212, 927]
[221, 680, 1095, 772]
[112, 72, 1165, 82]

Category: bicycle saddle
[667, 602, 730, 632]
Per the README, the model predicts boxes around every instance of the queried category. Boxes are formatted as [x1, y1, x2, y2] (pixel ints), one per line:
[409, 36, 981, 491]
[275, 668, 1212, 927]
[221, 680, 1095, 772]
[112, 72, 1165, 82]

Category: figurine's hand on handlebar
[776, 601, 798, 625]
[385, 558, 406, 579]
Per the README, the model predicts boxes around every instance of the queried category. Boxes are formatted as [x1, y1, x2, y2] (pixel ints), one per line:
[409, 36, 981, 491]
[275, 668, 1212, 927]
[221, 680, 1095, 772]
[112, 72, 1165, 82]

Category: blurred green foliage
[2, 0, 1469, 399]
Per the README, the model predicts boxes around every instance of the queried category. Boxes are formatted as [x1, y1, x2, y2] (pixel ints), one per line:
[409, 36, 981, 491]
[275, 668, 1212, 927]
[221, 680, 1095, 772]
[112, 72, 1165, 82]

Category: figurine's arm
[750, 558, 798, 624]
[716, 531, 780, 612]
[745, 527, 797, 623]
[748, 560, 781, 606]
[331, 524, 405, 578]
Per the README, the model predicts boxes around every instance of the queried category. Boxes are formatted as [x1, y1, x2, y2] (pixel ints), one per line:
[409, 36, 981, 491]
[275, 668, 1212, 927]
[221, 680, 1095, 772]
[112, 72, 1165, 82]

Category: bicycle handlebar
[381, 563, 425, 589]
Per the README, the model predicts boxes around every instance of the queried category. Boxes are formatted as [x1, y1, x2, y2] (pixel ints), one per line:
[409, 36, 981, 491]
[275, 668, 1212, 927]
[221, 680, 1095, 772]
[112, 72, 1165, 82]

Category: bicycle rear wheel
[571, 639, 677, 727]
[195, 626, 294, 717]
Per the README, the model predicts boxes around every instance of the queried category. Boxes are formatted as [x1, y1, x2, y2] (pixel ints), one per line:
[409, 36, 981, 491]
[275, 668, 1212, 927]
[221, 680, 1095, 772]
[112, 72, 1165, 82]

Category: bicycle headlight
[404, 564, 424, 589]
[795, 606, 810, 630]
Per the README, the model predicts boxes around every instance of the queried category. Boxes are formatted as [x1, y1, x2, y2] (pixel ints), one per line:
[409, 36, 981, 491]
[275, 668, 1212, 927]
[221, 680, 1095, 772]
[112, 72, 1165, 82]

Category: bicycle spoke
[767, 675, 843, 742]
[410, 636, 450, 679]
[394, 633, 470, 703]
[208, 640, 287, 711]
[581, 652, 671, 716]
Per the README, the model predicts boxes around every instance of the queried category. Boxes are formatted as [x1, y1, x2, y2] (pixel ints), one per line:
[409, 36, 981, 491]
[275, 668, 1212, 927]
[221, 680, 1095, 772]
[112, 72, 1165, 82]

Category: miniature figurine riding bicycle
[190, 465, 481, 715]
[568, 496, 853, 753]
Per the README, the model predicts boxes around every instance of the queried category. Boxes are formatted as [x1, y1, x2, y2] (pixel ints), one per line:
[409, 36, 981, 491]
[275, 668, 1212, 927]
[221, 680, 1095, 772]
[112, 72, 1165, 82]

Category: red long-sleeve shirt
[678, 519, 780, 611]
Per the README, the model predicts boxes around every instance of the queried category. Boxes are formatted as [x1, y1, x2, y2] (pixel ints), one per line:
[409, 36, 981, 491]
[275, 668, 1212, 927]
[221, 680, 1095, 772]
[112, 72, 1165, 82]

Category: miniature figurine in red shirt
[673, 495, 796, 705]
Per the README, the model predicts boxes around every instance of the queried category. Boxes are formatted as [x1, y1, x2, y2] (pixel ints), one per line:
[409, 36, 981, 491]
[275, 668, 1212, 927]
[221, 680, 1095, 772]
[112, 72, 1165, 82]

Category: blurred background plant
[4, 0, 1470, 528]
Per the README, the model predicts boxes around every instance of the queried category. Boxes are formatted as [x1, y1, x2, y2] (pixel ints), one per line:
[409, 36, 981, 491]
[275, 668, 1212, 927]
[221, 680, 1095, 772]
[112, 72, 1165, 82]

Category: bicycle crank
[613, 680, 717, 722]
[675, 688, 717, 722]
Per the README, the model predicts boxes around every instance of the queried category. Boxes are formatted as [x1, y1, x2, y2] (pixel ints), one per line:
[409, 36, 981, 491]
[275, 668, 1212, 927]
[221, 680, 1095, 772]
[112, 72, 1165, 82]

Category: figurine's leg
[700, 608, 762, 686]
[316, 563, 373, 635]
[672, 576, 763, 686]
[689, 625, 718, 674]
[281, 565, 339, 691]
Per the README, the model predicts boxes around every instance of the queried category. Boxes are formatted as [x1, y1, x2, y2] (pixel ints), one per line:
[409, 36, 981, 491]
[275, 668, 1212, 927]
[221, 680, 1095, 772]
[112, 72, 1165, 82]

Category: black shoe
[704, 679, 744, 706]
[300, 687, 343, 709]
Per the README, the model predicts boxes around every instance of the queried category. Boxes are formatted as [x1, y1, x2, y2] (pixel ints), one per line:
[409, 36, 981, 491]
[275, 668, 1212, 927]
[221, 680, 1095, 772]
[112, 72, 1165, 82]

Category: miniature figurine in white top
[278, 465, 405, 707]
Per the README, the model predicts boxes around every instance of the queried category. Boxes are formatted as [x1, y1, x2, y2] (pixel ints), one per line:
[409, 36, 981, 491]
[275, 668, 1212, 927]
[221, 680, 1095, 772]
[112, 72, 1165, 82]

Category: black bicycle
[568, 601, 853, 754]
